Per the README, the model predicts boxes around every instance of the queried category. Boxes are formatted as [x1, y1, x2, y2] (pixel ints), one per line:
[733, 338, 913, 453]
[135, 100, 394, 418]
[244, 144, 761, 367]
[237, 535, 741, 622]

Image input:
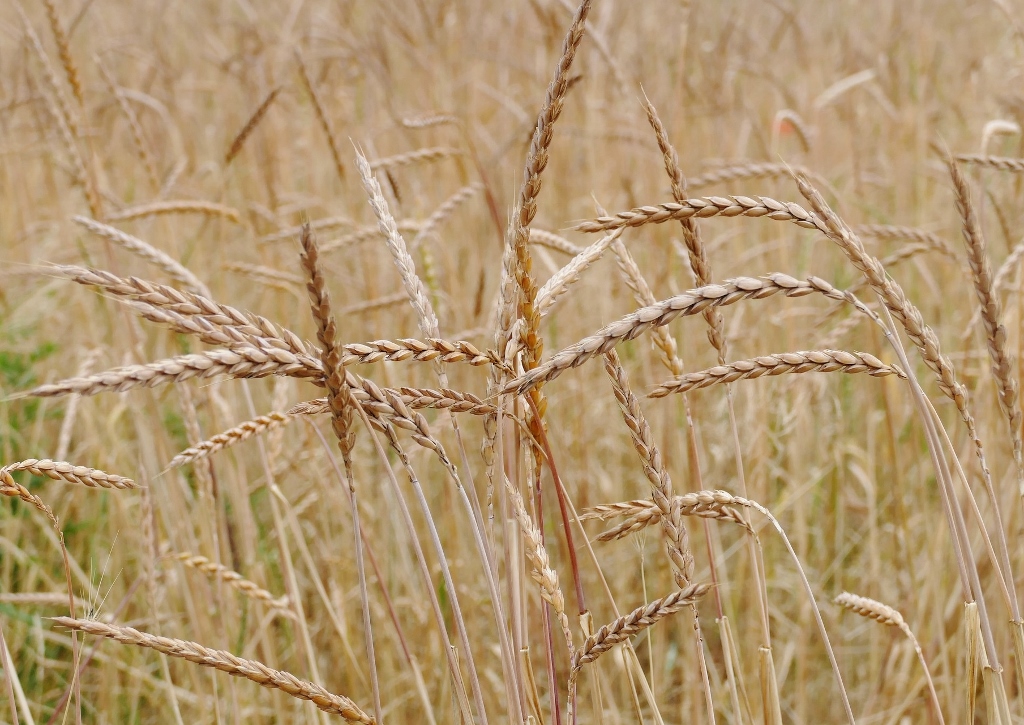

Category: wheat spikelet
[169, 412, 297, 468]
[529, 228, 584, 255]
[948, 158, 1023, 487]
[0, 459, 134, 490]
[955, 154, 1024, 172]
[97, 62, 159, 190]
[223, 263, 305, 288]
[170, 552, 292, 614]
[52, 618, 374, 722]
[259, 217, 353, 243]
[582, 492, 752, 541]
[536, 229, 623, 317]
[338, 293, 408, 316]
[649, 350, 905, 398]
[0, 592, 91, 610]
[300, 225, 356, 456]
[686, 162, 831, 193]
[368, 147, 463, 173]
[503, 274, 875, 396]
[835, 592, 946, 724]
[572, 582, 711, 669]
[574, 195, 824, 234]
[645, 97, 727, 362]
[401, 113, 460, 129]
[604, 350, 693, 587]
[295, 49, 346, 181]
[507, 484, 574, 654]
[355, 151, 441, 339]
[107, 200, 242, 225]
[289, 386, 496, 418]
[225, 86, 281, 164]
[339, 338, 495, 367]
[852, 224, 960, 262]
[409, 183, 482, 250]
[73, 216, 210, 296]
[43, 0, 82, 107]
[320, 221, 423, 253]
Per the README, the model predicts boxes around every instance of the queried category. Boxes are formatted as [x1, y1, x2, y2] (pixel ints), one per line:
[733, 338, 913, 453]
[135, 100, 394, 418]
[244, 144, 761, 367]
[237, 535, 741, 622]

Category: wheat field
[3, 0, 1024, 723]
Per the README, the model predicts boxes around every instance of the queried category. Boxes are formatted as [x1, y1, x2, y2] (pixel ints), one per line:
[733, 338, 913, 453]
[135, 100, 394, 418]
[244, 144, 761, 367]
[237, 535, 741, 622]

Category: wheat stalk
[536, 228, 624, 317]
[852, 224, 960, 263]
[52, 618, 374, 722]
[97, 61, 160, 190]
[409, 183, 482, 250]
[259, 217, 352, 244]
[43, 0, 82, 107]
[649, 350, 905, 398]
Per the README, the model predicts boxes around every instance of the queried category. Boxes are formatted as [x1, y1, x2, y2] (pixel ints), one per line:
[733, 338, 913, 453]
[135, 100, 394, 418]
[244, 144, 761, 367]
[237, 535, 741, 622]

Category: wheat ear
[170, 552, 292, 615]
[835, 593, 945, 725]
[955, 154, 1024, 172]
[369, 147, 462, 172]
[225, 86, 281, 164]
[73, 216, 210, 295]
[168, 412, 296, 467]
[294, 49, 346, 181]
[106, 200, 242, 225]
[52, 618, 373, 722]
[649, 350, 904, 397]
[0, 459, 134, 490]
[43, 0, 82, 107]
[503, 274, 878, 396]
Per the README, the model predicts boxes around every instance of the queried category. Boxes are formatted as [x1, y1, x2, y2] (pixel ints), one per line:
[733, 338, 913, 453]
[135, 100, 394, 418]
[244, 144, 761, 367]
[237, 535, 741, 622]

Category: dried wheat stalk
[0, 592, 90, 610]
[73, 216, 210, 296]
[169, 412, 296, 467]
[649, 350, 905, 398]
[170, 552, 292, 614]
[52, 618, 374, 722]
[369, 147, 462, 173]
[107, 200, 242, 225]
[295, 49, 346, 181]
[338, 339, 495, 367]
[955, 154, 1024, 172]
[0, 459, 134, 490]
[604, 350, 693, 587]
[503, 274, 876, 396]
[948, 158, 1023, 486]
[225, 86, 281, 164]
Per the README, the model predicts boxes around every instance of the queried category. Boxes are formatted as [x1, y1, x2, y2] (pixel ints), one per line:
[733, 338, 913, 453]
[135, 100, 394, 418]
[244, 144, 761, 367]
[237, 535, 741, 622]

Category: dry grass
[6, 1, 1024, 723]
